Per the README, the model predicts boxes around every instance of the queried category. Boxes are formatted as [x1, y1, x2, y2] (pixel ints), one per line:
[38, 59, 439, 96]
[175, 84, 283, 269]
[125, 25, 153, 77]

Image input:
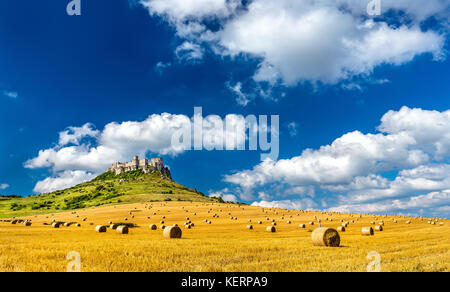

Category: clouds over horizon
[223, 106, 450, 218]
[25, 112, 249, 193]
[22, 106, 450, 217]
[138, 0, 448, 95]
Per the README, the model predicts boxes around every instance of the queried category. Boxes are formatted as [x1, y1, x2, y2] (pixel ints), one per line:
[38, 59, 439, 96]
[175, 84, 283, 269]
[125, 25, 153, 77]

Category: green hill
[0, 170, 219, 218]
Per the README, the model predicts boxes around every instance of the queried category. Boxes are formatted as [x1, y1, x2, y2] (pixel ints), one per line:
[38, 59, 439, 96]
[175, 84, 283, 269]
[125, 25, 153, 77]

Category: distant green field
[0, 170, 219, 218]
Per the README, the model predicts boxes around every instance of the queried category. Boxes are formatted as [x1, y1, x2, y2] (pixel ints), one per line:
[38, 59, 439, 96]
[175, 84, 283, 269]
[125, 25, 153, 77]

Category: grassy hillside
[0, 170, 218, 218]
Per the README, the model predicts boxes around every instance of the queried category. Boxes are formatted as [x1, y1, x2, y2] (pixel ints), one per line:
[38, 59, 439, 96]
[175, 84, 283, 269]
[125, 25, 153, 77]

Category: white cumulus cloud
[251, 198, 318, 210]
[138, 0, 448, 87]
[225, 107, 449, 189]
[209, 188, 238, 202]
[33, 170, 96, 193]
[328, 190, 450, 218]
[224, 106, 450, 217]
[26, 112, 249, 193]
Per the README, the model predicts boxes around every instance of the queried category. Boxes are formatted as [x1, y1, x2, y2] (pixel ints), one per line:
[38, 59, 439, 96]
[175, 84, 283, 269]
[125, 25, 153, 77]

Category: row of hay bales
[96, 224, 129, 234]
[9, 219, 32, 225]
[311, 224, 390, 247]
[51, 222, 81, 228]
[94, 223, 183, 238]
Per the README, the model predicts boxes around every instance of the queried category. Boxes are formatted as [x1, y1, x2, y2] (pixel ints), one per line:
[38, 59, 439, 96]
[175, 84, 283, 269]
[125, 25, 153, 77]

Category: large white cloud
[225, 107, 449, 189]
[138, 0, 447, 87]
[0, 183, 9, 190]
[140, 0, 237, 20]
[329, 189, 450, 218]
[331, 164, 450, 204]
[26, 112, 248, 193]
[379, 106, 450, 159]
[209, 188, 238, 202]
[33, 171, 96, 194]
[251, 198, 318, 210]
[223, 107, 450, 216]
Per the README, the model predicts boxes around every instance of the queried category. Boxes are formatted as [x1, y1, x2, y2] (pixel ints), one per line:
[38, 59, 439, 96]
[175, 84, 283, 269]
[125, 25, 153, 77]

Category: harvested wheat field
[0, 201, 448, 272]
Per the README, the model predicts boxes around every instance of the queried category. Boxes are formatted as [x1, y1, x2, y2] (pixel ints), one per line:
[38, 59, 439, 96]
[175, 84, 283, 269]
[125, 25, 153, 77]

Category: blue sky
[0, 0, 449, 218]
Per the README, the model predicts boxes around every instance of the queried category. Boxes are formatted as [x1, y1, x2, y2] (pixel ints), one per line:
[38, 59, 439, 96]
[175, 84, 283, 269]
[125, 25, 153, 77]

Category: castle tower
[132, 155, 139, 170]
[150, 158, 163, 171]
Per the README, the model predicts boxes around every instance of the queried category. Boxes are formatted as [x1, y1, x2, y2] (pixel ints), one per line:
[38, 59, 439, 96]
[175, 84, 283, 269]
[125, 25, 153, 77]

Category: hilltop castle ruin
[106, 156, 171, 179]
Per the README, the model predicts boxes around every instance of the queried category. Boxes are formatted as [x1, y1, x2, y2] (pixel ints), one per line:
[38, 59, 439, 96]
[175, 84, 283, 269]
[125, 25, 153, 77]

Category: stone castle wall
[106, 156, 171, 179]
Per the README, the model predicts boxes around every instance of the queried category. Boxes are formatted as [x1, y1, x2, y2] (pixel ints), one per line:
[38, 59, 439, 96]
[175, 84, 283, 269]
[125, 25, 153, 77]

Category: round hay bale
[246, 225, 253, 230]
[76, 224, 81, 227]
[257, 221, 262, 224]
[64, 222, 71, 227]
[286, 220, 291, 224]
[11, 220, 17, 224]
[406, 221, 411, 224]
[272, 222, 277, 226]
[149, 224, 157, 230]
[95, 225, 107, 233]
[299, 224, 306, 228]
[110, 224, 119, 230]
[362, 227, 374, 236]
[185, 224, 191, 229]
[116, 226, 129, 234]
[337, 226, 345, 232]
[24, 221, 32, 226]
[52, 222, 60, 228]
[370, 221, 375, 225]
[311, 228, 340, 247]
[163, 226, 182, 239]
[160, 225, 166, 230]
[375, 225, 383, 231]
[309, 222, 314, 225]
[266, 226, 276, 232]
[341, 223, 348, 227]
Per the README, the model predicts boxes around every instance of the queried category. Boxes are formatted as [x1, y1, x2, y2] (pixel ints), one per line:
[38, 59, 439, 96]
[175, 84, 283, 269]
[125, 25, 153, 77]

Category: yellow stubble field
[0, 201, 448, 272]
